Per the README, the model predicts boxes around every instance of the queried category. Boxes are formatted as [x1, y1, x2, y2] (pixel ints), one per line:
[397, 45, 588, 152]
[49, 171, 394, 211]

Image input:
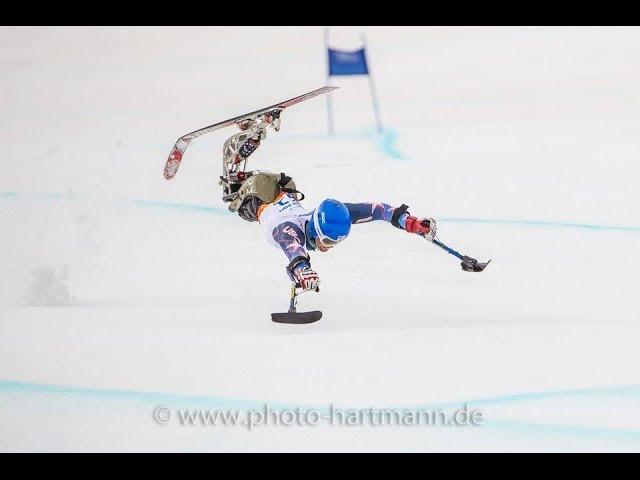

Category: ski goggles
[316, 236, 340, 247]
[310, 210, 344, 249]
[313, 236, 337, 252]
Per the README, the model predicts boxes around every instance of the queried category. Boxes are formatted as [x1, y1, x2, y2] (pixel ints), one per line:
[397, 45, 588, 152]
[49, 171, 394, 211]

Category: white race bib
[258, 193, 311, 248]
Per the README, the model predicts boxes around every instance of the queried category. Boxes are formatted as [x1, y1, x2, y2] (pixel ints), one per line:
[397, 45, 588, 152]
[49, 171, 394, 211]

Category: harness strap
[279, 173, 305, 201]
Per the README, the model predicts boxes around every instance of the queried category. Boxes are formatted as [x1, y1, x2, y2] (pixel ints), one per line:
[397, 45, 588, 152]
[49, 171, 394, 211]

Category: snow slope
[1, 26, 639, 452]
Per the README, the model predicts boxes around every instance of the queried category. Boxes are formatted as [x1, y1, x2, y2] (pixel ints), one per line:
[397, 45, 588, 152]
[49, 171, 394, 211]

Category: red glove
[405, 216, 436, 241]
[294, 266, 320, 292]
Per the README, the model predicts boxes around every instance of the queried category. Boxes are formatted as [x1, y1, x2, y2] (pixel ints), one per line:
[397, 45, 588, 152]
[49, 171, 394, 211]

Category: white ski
[164, 86, 338, 180]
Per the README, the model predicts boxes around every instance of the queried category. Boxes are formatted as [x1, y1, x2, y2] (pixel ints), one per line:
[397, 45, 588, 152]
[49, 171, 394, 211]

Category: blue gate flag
[328, 48, 369, 76]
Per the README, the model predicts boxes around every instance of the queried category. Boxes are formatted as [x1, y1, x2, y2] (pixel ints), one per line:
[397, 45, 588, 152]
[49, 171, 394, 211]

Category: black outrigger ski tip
[461, 256, 492, 272]
[431, 238, 491, 273]
[272, 283, 322, 324]
[271, 311, 322, 324]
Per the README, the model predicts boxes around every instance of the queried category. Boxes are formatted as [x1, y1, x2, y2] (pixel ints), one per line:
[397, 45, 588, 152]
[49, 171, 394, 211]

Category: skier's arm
[343, 202, 436, 239]
[272, 222, 319, 291]
[343, 202, 396, 225]
[272, 222, 308, 264]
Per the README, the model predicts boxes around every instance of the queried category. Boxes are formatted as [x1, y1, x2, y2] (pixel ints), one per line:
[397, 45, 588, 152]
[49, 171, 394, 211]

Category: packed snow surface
[1, 26, 639, 451]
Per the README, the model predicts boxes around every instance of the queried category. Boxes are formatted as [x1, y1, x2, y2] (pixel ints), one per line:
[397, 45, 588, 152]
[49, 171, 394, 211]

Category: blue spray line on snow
[2, 191, 639, 233]
[131, 199, 227, 214]
[2, 379, 640, 440]
[0, 191, 65, 201]
[2, 380, 640, 413]
[0, 380, 275, 410]
[377, 128, 406, 159]
[438, 217, 640, 233]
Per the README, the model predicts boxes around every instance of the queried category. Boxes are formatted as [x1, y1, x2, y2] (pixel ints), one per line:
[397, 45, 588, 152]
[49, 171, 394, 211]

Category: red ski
[164, 86, 338, 180]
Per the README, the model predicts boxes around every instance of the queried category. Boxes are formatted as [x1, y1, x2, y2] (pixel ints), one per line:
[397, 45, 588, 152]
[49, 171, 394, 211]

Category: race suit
[258, 193, 402, 271]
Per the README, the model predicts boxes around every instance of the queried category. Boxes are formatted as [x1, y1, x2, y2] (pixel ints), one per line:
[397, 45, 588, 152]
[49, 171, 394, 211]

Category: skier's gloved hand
[405, 216, 437, 242]
[293, 266, 320, 293]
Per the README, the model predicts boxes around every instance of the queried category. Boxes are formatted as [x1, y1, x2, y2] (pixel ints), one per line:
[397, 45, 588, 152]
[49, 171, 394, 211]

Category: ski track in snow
[2, 379, 640, 450]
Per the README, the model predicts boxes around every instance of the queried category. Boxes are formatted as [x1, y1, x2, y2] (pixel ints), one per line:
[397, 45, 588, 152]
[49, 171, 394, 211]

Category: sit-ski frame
[219, 109, 282, 203]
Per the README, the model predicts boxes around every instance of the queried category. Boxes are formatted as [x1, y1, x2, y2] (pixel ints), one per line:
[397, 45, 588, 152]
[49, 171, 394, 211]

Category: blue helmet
[309, 199, 351, 246]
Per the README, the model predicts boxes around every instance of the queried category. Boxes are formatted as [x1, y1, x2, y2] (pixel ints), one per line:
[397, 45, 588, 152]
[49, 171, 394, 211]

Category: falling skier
[227, 172, 436, 294]
[163, 86, 489, 322]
